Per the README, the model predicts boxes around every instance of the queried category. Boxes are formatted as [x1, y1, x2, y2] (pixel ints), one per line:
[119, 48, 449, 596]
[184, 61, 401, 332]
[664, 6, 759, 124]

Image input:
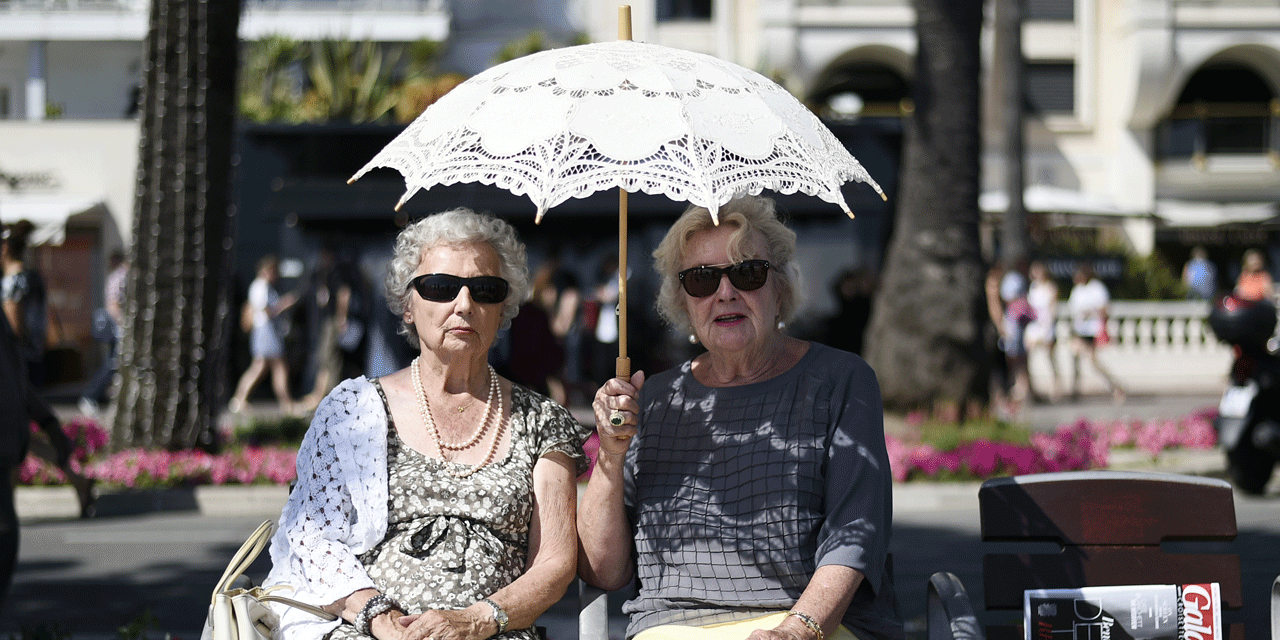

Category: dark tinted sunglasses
[409, 273, 510, 304]
[677, 260, 771, 298]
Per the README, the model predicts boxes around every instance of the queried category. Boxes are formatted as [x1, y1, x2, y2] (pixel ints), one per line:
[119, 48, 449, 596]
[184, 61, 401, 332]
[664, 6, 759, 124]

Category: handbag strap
[257, 594, 340, 622]
[213, 520, 276, 600]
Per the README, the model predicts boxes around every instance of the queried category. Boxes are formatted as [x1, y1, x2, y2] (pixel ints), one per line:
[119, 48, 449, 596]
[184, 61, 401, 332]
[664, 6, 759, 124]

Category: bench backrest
[978, 470, 1242, 640]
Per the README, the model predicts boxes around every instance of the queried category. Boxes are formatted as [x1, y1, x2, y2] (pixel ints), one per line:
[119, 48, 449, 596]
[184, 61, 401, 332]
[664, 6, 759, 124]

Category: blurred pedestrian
[230, 255, 299, 414]
[984, 262, 1010, 412]
[825, 267, 876, 356]
[999, 268, 1034, 417]
[80, 250, 128, 416]
[497, 261, 566, 400]
[1234, 248, 1274, 302]
[1182, 245, 1217, 301]
[1025, 261, 1061, 402]
[3, 247, 99, 612]
[1067, 263, 1124, 403]
[1, 299, 29, 612]
[587, 253, 621, 385]
[1, 220, 48, 388]
[300, 248, 355, 410]
[545, 255, 585, 404]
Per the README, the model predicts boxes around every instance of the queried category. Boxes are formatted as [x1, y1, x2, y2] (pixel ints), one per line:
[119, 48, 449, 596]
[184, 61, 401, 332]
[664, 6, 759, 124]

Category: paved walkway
[18, 387, 1280, 640]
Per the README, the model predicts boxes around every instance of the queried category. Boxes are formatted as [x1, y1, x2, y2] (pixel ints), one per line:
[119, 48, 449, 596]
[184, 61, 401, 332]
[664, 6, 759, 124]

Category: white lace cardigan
[264, 377, 391, 640]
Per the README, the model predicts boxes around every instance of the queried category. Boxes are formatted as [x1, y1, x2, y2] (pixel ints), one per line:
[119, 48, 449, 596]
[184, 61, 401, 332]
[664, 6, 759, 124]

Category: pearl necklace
[411, 357, 505, 477]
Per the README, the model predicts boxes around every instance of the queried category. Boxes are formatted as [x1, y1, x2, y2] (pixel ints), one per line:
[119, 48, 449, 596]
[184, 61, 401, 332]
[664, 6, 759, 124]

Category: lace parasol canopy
[350, 40, 884, 223]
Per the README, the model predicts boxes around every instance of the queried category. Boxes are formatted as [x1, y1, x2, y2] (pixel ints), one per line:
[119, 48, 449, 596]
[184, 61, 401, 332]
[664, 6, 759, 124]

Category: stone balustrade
[1058, 300, 1230, 352]
[1030, 300, 1233, 397]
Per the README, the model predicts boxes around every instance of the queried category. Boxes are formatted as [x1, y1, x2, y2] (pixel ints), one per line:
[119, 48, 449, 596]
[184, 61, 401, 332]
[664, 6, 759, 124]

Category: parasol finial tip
[843, 207, 856, 220]
[878, 191, 887, 202]
[347, 176, 357, 185]
[535, 209, 546, 224]
[394, 201, 404, 212]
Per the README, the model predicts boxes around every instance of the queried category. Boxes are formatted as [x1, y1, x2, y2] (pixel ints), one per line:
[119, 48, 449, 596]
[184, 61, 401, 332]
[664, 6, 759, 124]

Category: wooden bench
[929, 471, 1246, 639]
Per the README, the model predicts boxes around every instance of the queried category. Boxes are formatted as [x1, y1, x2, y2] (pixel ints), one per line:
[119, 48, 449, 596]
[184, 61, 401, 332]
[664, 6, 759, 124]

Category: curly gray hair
[651, 195, 803, 336]
[385, 208, 531, 347]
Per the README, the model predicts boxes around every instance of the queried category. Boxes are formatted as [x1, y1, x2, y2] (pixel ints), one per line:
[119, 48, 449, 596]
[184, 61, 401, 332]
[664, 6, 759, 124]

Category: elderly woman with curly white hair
[579, 195, 903, 640]
[265, 209, 591, 640]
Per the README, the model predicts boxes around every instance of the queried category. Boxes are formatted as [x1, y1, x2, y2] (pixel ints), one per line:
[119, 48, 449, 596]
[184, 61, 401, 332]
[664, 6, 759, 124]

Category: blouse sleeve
[815, 355, 893, 596]
[525, 387, 592, 476]
[266, 377, 390, 638]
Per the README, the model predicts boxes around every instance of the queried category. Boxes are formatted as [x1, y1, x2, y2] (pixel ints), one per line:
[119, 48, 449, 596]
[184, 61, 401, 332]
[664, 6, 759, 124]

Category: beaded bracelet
[354, 594, 400, 636]
[785, 610, 824, 640]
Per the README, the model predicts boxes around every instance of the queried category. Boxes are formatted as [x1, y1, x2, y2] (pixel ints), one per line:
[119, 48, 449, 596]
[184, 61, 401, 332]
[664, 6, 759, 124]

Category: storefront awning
[1155, 200, 1279, 228]
[981, 185, 1145, 217]
[0, 193, 105, 246]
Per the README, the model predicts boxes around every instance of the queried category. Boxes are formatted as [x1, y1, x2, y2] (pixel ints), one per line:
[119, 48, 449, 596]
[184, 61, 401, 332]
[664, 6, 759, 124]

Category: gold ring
[609, 410, 625, 426]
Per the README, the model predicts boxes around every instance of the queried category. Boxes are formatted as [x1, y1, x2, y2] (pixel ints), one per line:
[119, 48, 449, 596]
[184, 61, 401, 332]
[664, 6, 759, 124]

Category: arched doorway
[809, 60, 910, 121]
[1157, 62, 1278, 160]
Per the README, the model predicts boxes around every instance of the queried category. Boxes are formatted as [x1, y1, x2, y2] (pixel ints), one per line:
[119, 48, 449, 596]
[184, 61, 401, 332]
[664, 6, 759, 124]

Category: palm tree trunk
[113, 0, 241, 449]
[865, 0, 987, 410]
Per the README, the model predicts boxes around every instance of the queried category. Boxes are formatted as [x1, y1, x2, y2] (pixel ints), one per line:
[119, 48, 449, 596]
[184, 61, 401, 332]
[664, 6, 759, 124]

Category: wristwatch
[480, 597, 508, 635]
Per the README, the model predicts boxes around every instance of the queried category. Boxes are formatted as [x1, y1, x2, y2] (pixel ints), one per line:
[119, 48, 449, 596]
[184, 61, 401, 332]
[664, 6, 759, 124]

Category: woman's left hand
[395, 607, 490, 640]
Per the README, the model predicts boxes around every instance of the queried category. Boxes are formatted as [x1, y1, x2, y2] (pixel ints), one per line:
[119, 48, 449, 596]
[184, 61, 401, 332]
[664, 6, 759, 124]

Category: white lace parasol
[350, 40, 884, 223]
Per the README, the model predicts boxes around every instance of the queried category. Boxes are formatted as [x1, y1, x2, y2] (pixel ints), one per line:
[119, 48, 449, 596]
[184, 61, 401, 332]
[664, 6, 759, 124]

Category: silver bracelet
[354, 594, 399, 636]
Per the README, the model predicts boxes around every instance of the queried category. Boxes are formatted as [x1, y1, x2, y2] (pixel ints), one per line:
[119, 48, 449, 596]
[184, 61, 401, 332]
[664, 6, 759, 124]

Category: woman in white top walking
[1024, 261, 1061, 402]
[1066, 263, 1124, 403]
[230, 254, 299, 414]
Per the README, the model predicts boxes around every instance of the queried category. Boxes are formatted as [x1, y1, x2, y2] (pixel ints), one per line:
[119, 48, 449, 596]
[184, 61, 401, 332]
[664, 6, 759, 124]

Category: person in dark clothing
[1, 291, 81, 613]
[825, 267, 876, 356]
[2, 220, 48, 388]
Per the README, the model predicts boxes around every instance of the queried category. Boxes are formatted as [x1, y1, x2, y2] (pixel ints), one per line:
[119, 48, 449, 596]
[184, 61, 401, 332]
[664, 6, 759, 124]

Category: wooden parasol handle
[615, 5, 632, 380]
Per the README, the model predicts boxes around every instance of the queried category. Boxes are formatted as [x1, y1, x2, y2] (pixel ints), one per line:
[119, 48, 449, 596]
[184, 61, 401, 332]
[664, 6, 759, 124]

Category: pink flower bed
[18, 417, 297, 488]
[18, 416, 111, 485]
[20, 409, 1220, 488]
[85, 447, 298, 488]
[887, 408, 1219, 482]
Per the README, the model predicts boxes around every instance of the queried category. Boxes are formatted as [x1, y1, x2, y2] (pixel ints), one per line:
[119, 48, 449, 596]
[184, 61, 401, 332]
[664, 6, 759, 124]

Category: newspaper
[1024, 583, 1222, 640]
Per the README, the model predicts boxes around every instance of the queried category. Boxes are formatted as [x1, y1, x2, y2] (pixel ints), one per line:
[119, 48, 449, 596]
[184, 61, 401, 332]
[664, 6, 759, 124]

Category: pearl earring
[688, 334, 698, 344]
[777, 320, 786, 331]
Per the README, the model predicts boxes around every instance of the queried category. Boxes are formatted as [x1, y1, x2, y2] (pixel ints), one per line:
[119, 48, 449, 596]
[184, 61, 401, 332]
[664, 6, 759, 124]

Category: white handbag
[201, 520, 339, 640]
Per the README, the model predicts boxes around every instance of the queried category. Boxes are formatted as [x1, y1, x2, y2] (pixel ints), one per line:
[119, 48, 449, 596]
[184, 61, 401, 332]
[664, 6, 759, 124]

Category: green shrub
[1114, 252, 1185, 300]
[236, 414, 310, 446]
[908, 412, 1032, 450]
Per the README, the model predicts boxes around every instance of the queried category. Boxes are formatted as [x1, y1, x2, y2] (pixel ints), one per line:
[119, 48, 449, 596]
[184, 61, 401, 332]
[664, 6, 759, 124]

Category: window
[1027, 0, 1074, 21]
[657, 0, 711, 21]
[1026, 62, 1075, 115]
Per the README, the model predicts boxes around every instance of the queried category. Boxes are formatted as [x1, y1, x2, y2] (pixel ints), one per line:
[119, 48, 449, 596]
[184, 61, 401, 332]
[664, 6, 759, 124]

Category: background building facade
[2, 0, 1277, 385]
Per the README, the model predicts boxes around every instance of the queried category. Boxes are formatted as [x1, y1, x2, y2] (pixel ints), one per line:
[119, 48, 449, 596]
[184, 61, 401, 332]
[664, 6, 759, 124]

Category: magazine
[1024, 583, 1222, 640]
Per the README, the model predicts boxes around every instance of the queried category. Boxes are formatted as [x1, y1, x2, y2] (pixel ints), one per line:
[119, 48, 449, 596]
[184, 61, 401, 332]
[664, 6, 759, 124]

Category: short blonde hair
[385, 208, 531, 346]
[652, 195, 802, 335]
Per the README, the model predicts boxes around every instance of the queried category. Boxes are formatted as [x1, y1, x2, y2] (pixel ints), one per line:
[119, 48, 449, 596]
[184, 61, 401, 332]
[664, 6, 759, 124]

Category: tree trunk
[113, 0, 241, 449]
[998, 0, 1030, 268]
[865, 0, 987, 410]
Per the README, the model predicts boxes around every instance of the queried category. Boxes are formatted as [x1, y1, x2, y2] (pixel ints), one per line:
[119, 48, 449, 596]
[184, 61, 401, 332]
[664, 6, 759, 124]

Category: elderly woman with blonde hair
[265, 208, 591, 640]
[579, 195, 903, 640]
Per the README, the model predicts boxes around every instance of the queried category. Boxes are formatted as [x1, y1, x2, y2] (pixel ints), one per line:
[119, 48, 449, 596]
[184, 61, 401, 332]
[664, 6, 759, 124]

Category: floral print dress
[326, 380, 587, 640]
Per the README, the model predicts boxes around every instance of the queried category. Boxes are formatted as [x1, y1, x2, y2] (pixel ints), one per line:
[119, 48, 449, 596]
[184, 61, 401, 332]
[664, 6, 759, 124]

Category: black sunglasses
[677, 260, 771, 298]
[408, 273, 510, 304]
